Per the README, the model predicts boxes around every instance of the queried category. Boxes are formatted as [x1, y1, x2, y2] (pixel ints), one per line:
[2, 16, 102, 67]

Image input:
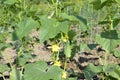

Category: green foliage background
[0, 0, 120, 80]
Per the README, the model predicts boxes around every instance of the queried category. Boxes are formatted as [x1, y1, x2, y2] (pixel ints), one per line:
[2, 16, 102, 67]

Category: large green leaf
[24, 61, 63, 80]
[12, 17, 39, 40]
[84, 63, 102, 80]
[103, 64, 116, 74]
[102, 64, 120, 79]
[109, 65, 120, 79]
[17, 53, 35, 66]
[115, 0, 120, 4]
[59, 13, 79, 21]
[96, 30, 120, 53]
[39, 15, 69, 43]
[0, 63, 10, 73]
[59, 13, 87, 30]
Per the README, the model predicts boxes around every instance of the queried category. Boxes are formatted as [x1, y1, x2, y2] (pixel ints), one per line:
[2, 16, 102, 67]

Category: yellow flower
[62, 34, 69, 42]
[54, 60, 61, 67]
[62, 71, 67, 79]
[51, 44, 60, 52]
[62, 38, 68, 42]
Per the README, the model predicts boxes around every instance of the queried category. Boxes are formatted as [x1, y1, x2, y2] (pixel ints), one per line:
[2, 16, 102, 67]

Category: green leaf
[80, 43, 90, 52]
[67, 77, 77, 80]
[76, 16, 87, 26]
[4, 0, 18, 5]
[101, 0, 107, 3]
[98, 20, 110, 25]
[103, 64, 116, 74]
[13, 17, 39, 40]
[0, 63, 10, 73]
[39, 15, 69, 43]
[10, 67, 22, 80]
[17, 53, 35, 66]
[113, 18, 120, 28]
[0, 43, 6, 50]
[96, 30, 120, 53]
[109, 65, 120, 79]
[101, 30, 119, 39]
[64, 41, 71, 58]
[59, 13, 87, 26]
[17, 56, 28, 67]
[115, 0, 120, 4]
[80, 43, 98, 52]
[102, 64, 120, 79]
[59, 13, 79, 21]
[84, 63, 102, 80]
[113, 50, 120, 58]
[88, 44, 98, 50]
[91, 0, 101, 10]
[24, 61, 63, 80]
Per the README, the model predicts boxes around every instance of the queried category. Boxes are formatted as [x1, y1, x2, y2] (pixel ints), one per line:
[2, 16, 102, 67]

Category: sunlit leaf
[103, 64, 116, 73]
[80, 43, 90, 52]
[84, 63, 102, 80]
[115, 0, 120, 4]
[12, 17, 39, 40]
[0, 63, 10, 73]
[17, 53, 35, 66]
[59, 13, 79, 21]
[59, 13, 87, 26]
[109, 65, 120, 79]
[24, 61, 63, 80]
[39, 15, 69, 43]
[101, 0, 107, 3]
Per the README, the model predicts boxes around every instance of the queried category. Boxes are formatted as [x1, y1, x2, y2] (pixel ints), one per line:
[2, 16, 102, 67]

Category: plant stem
[2, 74, 6, 80]
[18, 46, 23, 57]
[63, 57, 68, 71]
[104, 52, 108, 65]
[51, 0, 59, 16]
[102, 73, 105, 80]
[56, 51, 59, 60]
[110, 19, 113, 30]
[109, 16, 113, 30]
[20, 66, 24, 80]
[55, 0, 59, 16]
[23, 0, 25, 10]
[97, 53, 103, 65]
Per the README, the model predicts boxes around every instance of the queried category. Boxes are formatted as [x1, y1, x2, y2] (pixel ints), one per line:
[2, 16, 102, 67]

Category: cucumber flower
[54, 60, 61, 67]
[48, 44, 61, 52]
[62, 34, 69, 42]
[62, 71, 67, 79]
